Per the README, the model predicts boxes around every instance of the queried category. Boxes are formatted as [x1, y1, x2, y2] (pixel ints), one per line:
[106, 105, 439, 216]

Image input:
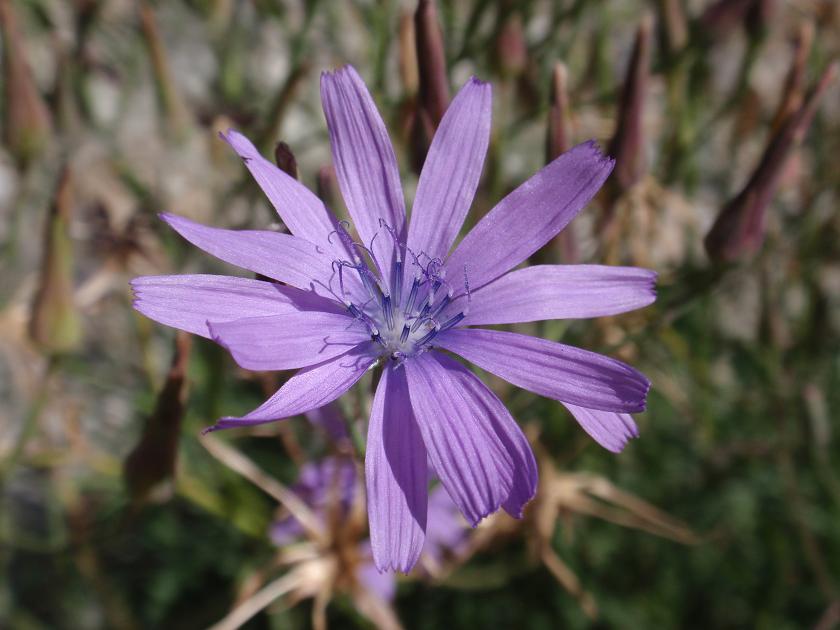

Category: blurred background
[1, 0, 839, 628]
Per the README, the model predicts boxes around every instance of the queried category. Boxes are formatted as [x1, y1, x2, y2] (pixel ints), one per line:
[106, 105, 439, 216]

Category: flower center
[328, 222, 467, 362]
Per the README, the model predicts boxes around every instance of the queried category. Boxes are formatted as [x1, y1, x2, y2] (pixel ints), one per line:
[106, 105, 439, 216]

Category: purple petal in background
[366, 364, 428, 572]
[209, 311, 370, 371]
[407, 77, 491, 263]
[357, 541, 398, 601]
[130, 274, 341, 338]
[436, 328, 649, 413]
[269, 516, 304, 547]
[562, 403, 640, 453]
[205, 343, 379, 432]
[220, 130, 350, 258]
[270, 458, 358, 546]
[161, 213, 362, 301]
[305, 402, 349, 442]
[444, 141, 614, 294]
[320, 66, 406, 279]
[405, 352, 531, 526]
[458, 264, 657, 326]
[423, 485, 468, 562]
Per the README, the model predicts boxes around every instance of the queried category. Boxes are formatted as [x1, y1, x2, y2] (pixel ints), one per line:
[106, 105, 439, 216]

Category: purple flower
[423, 485, 469, 563]
[269, 457, 357, 547]
[269, 457, 396, 602]
[131, 66, 655, 572]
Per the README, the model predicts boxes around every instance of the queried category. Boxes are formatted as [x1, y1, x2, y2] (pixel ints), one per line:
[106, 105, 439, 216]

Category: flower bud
[542, 63, 577, 264]
[705, 63, 837, 262]
[29, 166, 82, 353]
[398, 11, 419, 95]
[494, 12, 527, 79]
[0, 0, 52, 167]
[608, 16, 653, 194]
[771, 22, 813, 131]
[414, 0, 449, 127]
[274, 141, 298, 180]
[546, 62, 571, 163]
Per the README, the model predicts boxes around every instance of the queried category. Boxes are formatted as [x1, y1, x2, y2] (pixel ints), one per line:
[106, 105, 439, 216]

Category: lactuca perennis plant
[131, 66, 656, 572]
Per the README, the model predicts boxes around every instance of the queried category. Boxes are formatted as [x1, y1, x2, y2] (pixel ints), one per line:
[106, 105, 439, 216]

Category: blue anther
[399, 323, 411, 343]
[391, 260, 403, 309]
[429, 291, 452, 320]
[415, 323, 441, 346]
[382, 294, 394, 330]
[411, 302, 433, 332]
[404, 274, 421, 317]
[346, 302, 363, 319]
[439, 312, 465, 332]
[357, 266, 382, 300]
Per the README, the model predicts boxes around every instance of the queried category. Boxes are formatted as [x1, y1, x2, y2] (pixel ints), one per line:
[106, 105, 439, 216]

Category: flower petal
[562, 403, 640, 453]
[220, 130, 349, 257]
[204, 343, 379, 432]
[435, 328, 649, 413]
[130, 274, 341, 338]
[407, 77, 492, 262]
[366, 364, 428, 572]
[208, 311, 370, 371]
[404, 351, 536, 526]
[444, 141, 614, 294]
[457, 264, 657, 326]
[320, 66, 406, 280]
[161, 213, 362, 301]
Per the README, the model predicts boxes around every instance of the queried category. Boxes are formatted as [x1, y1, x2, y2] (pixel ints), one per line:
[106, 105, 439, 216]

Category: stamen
[345, 301, 381, 339]
[399, 323, 411, 343]
[415, 322, 441, 346]
[404, 273, 421, 317]
[439, 312, 465, 332]
[429, 290, 453, 320]
[356, 265, 382, 301]
[391, 260, 402, 309]
[411, 302, 433, 332]
[381, 293, 394, 330]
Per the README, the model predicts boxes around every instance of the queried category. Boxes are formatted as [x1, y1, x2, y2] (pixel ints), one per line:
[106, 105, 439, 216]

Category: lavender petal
[220, 130, 350, 258]
[130, 274, 341, 339]
[320, 66, 406, 279]
[405, 351, 536, 526]
[457, 264, 657, 326]
[444, 141, 614, 294]
[205, 343, 379, 432]
[161, 213, 363, 301]
[366, 364, 428, 572]
[562, 403, 640, 453]
[436, 328, 650, 413]
[208, 311, 370, 371]
[407, 77, 491, 263]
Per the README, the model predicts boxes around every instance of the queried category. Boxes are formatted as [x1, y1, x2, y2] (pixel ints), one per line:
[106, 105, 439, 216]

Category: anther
[429, 290, 453, 320]
[404, 274, 421, 317]
[391, 260, 403, 309]
[381, 294, 394, 330]
[411, 303, 433, 332]
[415, 322, 441, 346]
[439, 312, 465, 332]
